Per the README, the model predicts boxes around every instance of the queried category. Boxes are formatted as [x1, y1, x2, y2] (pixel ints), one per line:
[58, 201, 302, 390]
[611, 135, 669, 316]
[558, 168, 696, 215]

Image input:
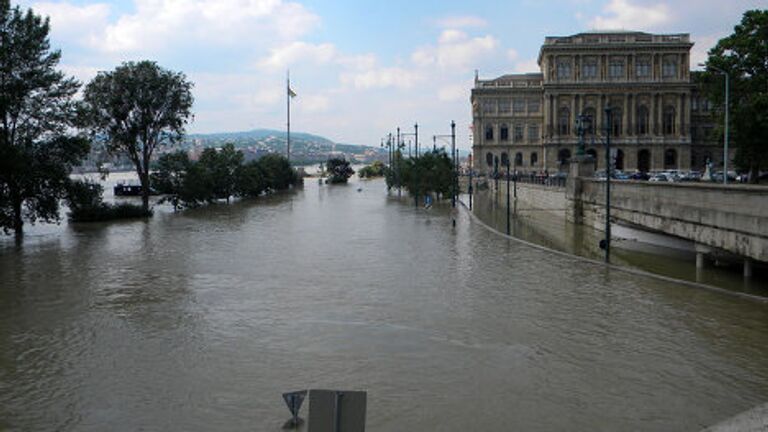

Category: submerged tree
[0, 0, 89, 235]
[82, 61, 194, 211]
[326, 157, 355, 184]
[701, 10, 768, 182]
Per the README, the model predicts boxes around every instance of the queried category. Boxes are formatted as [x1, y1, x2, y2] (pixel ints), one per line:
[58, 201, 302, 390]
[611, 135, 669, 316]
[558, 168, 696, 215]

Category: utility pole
[414, 123, 419, 158]
[451, 121, 456, 209]
[604, 108, 612, 264]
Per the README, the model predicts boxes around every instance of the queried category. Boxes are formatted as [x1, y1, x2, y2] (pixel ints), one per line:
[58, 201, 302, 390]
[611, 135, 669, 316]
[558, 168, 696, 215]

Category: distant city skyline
[17, 0, 765, 149]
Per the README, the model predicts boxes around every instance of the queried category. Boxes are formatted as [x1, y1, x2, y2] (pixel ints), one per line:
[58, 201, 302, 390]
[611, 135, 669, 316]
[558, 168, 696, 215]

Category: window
[636, 105, 649, 135]
[530, 152, 538, 166]
[691, 97, 699, 111]
[662, 58, 677, 78]
[702, 99, 711, 112]
[485, 125, 494, 141]
[514, 152, 523, 167]
[482, 100, 495, 114]
[514, 125, 524, 141]
[486, 152, 493, 167]
[582, 61, 597, 79]
[558, 148, 571, 166]
[528, 125, 539, 142]
[501, 152, 509, 167]
[663, 106, 676, 135]
[527, 99, 540, 113]
[557, 60, 572, 79]
[610, 108, 622, 137]
[513, 99, 525, 114]
[609, 60, 624, 78]
[636, 59, 651, 78]
[581, 108, 596, 134]
[500, 124, 509, 141]
[558, 107, 570, 135]
[498, 99, 511, 114]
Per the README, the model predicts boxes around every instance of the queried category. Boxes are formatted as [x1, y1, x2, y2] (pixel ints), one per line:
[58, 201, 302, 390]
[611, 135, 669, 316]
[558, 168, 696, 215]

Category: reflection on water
[2, 178, 768, 431]
[469, 190, 768, 294]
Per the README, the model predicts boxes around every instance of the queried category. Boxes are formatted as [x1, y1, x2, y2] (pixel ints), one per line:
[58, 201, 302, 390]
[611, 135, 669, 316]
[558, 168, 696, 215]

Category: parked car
[630, 171, 650, 181]
[649, 173, 669, 182]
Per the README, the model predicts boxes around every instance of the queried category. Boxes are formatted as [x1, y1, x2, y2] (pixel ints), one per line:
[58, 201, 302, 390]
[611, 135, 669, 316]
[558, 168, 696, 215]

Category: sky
[16, 0, 766, 150]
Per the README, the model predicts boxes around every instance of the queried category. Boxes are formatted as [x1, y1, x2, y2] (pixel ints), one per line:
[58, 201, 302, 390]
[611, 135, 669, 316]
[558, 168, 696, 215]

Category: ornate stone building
[471, 31, 723, 175]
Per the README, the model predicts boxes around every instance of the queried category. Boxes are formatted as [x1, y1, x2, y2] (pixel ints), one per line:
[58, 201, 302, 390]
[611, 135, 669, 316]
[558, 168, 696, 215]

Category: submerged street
[2, 177, 768, 431]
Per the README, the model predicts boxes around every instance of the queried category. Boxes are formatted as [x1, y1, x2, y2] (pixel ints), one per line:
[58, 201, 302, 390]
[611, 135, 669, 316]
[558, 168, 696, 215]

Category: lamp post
[603, 108, 613, 264]
[468, 153, 473, 210]
[505, 157, 510, 235]
[701, 63, 730, 185]
[434, 122, 457, 208]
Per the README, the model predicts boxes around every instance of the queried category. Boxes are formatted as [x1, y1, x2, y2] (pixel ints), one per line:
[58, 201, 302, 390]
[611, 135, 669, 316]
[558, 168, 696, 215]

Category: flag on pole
[288, 85, 297, 98]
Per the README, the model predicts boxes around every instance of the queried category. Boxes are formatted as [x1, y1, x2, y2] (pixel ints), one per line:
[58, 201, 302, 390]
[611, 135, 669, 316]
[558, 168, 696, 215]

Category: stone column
[650, 93, 657, 136]
[675, 93, 682, 136]
[597, 94, 604, 133]
[570, 94, 576, 137]
[622, 94, 629, 137]
[683, 93, 690, 137]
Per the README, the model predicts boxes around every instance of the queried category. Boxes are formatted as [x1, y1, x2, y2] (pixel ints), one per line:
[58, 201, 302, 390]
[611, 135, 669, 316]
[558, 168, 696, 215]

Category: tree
[702, 9, 768, 182]
[259, 153, 298, 191]
[82, 61, 194, 211]
[326, 157, 354, 184]
[358, 160, 385, 178]
[235, 161, 266, 198]
[400, 150, 453, 202]
[0, 1, 88, 235]
[197, 144, 243, 203]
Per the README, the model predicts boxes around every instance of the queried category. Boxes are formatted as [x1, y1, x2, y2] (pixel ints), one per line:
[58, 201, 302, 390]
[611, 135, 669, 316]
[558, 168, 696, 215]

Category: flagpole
[286, 70, 291, 162]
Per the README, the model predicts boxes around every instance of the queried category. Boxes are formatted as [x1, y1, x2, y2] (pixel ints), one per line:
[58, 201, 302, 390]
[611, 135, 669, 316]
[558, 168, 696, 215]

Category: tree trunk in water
[12, 197, 23, 236]
[140, 172, 150, 212]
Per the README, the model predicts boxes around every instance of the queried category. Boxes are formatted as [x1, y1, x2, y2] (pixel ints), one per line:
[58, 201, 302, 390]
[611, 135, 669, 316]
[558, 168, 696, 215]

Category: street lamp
[700, 62, 730, 185]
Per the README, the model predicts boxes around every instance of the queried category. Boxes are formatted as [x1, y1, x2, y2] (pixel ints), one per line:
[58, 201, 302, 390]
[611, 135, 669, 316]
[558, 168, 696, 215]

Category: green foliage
[234, 161, 267, 198]
[82, 60, 194, 210]
[66, 179, 151, 222]
[358, 161, 385, 178]
[259, 153, 299, 191]
[0, 1, 89, 235]
[399, 150, 454, 200]
[151, 148, 297, 209]
[702, 9, 768, 181]
[326, 157, 355, 184]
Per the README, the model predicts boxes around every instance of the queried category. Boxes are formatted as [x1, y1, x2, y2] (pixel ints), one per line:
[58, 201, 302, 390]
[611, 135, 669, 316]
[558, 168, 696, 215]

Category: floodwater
[2, 177, 768, 431]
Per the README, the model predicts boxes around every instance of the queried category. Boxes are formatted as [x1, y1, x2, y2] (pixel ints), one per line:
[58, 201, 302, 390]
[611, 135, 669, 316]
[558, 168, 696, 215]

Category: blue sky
[17, 0, 765, 149]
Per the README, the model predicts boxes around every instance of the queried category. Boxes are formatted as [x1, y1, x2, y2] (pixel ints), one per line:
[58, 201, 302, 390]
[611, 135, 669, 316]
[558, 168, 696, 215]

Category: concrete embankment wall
[570, 179, 768, 262]
[485, 179, 567, 215]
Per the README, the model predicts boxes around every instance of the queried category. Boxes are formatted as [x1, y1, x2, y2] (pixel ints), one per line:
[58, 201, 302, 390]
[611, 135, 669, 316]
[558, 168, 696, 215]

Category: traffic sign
[283, 390, 307, 419]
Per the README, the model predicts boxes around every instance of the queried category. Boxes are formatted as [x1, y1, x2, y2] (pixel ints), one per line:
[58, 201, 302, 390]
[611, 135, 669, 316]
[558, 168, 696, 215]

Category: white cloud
[411, 30, 498, 70]
[438, 84, 468, 102]
[258, 42, 338, 70]
[91, 0, 319, 53]
[296, 94, 330, 113]
[435, 15, 487, 29]
[507, 49, 519, 62]
[588, 0, 672, 30]
[512, 58, 540, 74]
[340, 68, 423, 90]
[32, 2, 110, 44]
[690, 34, 720, 69]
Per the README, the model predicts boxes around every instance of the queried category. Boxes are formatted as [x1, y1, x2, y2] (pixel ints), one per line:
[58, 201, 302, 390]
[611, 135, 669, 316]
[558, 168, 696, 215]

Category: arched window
[636, 105, 649, 135]
[486, 152, 493, 167]
[586, 149, 597, 160]
[582, 108, 596, 135]
[637, 149, 650, 172]
[530, 152, 538, 166]
[558, 148, 571, 166]
[664, 149, 677, 169]
[610, 108, 622, 137]
[514, 152, 523, 167]
[500, 124, 509, 141]
[485, 125, 494, 141]
[663, 106, 676, 135]
[501, 152, 509, 167]
[558, 107, 570, 135]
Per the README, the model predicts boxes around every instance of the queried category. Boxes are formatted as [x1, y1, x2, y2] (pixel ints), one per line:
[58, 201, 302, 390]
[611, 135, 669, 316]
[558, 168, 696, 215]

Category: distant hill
[183, 129, 385, 165]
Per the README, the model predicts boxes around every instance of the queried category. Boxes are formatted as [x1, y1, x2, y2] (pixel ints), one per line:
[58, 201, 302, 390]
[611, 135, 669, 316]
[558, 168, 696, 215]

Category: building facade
[471, 31, 724, 175]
